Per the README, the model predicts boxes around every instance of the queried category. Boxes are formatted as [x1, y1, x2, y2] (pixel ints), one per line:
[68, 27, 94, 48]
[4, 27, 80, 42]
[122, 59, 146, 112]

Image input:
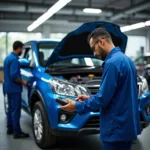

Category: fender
[30, 89, 46, 109]
[29, 89, 52, 126]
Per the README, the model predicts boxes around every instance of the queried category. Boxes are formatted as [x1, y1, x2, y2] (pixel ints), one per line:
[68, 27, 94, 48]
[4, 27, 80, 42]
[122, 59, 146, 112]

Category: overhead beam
[127, 12, 150, 19]
[88, 0, 92, 7]
[0, 12, 105, 22]
[0, 19, 148, 36]
[0, 2, 26, 12]
[0, 1, 113, 17]
[130, 0, 134, 5]
[110, 1, 150, 21]
[0, 10, 149, 25]
[0, 19, 82, 33]
[0, 1, 149, 21]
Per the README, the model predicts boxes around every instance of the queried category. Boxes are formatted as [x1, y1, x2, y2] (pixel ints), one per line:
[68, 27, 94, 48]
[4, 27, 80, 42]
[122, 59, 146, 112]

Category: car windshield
[38, 42, 59, 66]
[38, 42, 103, 67]
[52, 58, 103, 68]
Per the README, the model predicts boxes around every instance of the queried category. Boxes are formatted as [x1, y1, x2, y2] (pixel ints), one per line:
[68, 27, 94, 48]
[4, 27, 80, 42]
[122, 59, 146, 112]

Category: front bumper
[50, 127, 100, 136]
[44, 93, 100, 136]
[52, 114, 100, 136]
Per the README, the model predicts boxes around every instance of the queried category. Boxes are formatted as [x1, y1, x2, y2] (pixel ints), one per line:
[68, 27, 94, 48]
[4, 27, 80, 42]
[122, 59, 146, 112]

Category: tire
[32, 101, 56, 149]
[140, 122, 149, 132]
[4, 94, 8, 115]
[140, 113, 149, 132]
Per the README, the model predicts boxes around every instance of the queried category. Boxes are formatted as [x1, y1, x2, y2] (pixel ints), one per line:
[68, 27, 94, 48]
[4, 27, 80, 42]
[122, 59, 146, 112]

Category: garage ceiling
[0, 0, 150, 33]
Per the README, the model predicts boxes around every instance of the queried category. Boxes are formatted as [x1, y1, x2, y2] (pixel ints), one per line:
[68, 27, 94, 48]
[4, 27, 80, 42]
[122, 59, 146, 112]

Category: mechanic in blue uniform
[61, 28, 140, 150]
[4, 41, 29, 139]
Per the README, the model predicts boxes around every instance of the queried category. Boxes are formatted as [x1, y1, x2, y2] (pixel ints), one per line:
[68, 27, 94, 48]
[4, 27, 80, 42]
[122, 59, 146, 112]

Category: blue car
[3, 22, 150, 148]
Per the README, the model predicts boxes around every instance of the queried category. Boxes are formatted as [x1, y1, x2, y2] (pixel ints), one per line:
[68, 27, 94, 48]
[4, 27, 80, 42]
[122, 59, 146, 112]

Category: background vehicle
[137, 76, 150, 129]
[134, 53, 150, 88]
[3, 22, 150, 148]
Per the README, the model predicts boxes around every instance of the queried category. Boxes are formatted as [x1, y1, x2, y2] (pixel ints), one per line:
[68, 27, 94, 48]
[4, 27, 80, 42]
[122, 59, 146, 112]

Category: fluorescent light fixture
[121, 26, 131, 32]
[121, 20, 150, 32]
[27, 0, 72, 31]
[83, 8, 102, 14]
[145, 20, 150, 26]
[130, 22, 145, 30]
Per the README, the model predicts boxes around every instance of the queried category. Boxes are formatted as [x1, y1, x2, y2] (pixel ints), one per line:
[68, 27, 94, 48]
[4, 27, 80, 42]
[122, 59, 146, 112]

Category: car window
[91, 58, 103, 66]
[135, 57, 144, 64]
[38, 42, 58, 66]
[71, 58, 80, 64]
[145, 56, 150, 64]
[24, 48, 32, 61]
[23, 47, 34, 66]
[19, 47, 27, 59]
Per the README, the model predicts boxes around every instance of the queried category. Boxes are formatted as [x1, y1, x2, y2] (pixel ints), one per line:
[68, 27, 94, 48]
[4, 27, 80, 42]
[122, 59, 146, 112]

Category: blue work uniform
[75, 47, 140, 149]
[4, 52, 22, 135]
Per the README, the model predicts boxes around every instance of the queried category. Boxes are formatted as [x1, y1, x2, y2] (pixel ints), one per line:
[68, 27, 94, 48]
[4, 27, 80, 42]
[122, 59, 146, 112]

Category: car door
[139, 91, 150, 122]
[20, 45, 34, 110]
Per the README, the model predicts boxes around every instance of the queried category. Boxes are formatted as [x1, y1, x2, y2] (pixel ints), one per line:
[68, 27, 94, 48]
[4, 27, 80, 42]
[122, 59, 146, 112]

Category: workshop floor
[0, 84, 150, 150]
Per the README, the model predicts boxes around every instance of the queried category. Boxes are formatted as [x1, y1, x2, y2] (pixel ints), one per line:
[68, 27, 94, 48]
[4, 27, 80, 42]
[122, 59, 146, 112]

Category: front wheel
[32, 101, 56, 149]
[140, 122, 149, 132]
[4, 94, 8, 115]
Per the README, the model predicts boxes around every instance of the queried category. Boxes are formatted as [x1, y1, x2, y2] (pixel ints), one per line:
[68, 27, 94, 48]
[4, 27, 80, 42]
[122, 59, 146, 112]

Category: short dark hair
[87, 28, 112, 43]
[13, 41, 24, 50]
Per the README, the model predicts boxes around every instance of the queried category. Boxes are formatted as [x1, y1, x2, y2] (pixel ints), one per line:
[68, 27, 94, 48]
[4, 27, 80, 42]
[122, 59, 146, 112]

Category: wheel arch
[29, 89, 51, 126]
[30, 89, 46, 113]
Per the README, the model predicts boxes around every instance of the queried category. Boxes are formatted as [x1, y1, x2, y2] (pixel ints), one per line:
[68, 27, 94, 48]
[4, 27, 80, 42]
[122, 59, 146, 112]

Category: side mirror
[19, 58, 30, 68]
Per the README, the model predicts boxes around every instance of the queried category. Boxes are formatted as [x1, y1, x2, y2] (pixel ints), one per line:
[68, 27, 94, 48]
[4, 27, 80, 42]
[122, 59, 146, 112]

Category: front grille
[83, 116, 100, 128]
[87, 79, 101, 85]
[87, 86, 99, 94]
[86, 78, 101, 94]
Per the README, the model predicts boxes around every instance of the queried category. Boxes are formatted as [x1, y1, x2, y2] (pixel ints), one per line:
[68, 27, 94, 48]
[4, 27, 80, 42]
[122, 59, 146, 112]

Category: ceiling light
[130, 22, 145, 30]
[121, 26, 131, 32]
[145, 20, 150, 26]
[83, 8, 102, 14]
[27, 0, 72, 31]
[121, 20, 150, 32]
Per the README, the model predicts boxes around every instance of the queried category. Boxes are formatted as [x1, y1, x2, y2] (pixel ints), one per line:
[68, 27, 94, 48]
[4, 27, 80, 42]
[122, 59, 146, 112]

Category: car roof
[24, 39, 60, 44]
[39, 39, 61, 42]
[144, 53, 150, 56]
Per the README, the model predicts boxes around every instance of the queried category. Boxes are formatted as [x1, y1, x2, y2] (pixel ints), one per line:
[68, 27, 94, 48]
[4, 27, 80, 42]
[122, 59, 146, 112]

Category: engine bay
[51, 71, 102, 94]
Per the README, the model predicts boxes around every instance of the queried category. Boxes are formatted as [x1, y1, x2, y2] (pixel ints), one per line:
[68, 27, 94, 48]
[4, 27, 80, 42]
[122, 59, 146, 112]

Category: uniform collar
[102, 47, 120, 68]
[104, 46, 120, 62]
[11, 52, 19, 58]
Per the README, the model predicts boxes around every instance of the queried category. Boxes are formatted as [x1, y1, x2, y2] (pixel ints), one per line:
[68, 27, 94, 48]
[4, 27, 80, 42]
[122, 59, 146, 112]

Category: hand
[60, 98, 76, 112]
[76, 95, 90, 102]
[22, 81, 28, 86]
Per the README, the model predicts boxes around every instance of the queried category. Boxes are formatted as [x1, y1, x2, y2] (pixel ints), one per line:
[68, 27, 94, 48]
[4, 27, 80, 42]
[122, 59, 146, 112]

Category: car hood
[46, 21, 127, 65]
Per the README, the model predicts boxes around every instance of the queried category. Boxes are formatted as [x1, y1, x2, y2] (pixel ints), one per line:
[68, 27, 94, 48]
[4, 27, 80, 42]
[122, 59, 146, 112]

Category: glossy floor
[0, 84, 150, 150]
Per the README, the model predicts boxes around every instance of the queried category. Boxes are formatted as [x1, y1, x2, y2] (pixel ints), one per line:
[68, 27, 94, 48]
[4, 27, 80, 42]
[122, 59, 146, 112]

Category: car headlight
[139, 76, 149, 95]
[49, 78, 90, 97]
